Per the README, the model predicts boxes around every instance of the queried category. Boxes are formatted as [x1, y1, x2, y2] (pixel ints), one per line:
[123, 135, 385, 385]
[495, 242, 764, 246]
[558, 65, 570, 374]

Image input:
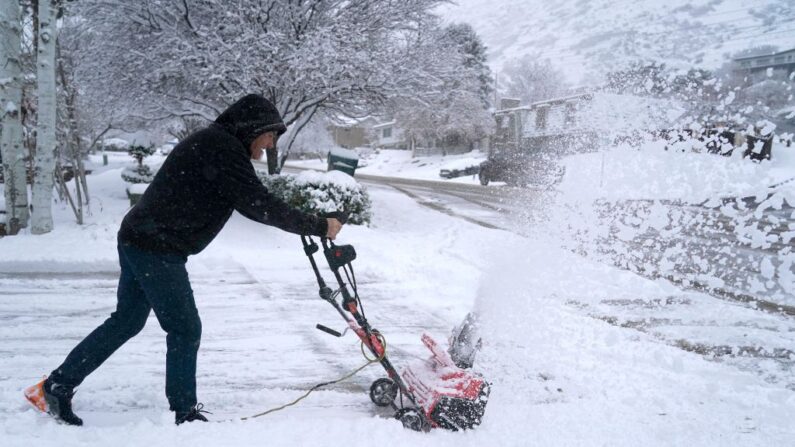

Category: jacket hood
[214, 94, 287, 149]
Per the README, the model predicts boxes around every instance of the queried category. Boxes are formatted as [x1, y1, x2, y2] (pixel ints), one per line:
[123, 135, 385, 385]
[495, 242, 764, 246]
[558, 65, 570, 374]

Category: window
[565, 103, 577, 125]
[382, 127, 392, 138]
[535, 107, 547, 129]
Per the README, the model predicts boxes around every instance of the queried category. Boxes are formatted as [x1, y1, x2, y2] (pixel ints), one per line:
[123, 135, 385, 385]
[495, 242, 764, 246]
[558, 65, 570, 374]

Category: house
[480, 93, 685, 185]
[371, 120, 486, 156]
[327, 116, 379, 149]
[371, 120, 408, 150]
[733, 48, 795, 78]
[327, 116, 410, 151]
[492, 92, 685, 154]
[329, 114, 484, 156]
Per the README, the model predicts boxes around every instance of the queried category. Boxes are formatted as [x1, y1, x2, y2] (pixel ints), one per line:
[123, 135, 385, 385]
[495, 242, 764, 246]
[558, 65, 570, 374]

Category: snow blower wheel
[395, 408, 427, 432]
[369, 378, 398, 407]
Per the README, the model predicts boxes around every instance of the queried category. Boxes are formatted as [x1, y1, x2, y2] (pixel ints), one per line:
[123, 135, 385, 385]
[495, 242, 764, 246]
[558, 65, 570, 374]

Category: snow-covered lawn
[288, 149, 488, 184]
[1, 160, 793, 446]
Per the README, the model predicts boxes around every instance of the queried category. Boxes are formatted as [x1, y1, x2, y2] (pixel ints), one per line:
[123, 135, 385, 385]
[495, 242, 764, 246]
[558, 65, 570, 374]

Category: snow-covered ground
[1, 147, 794, 446]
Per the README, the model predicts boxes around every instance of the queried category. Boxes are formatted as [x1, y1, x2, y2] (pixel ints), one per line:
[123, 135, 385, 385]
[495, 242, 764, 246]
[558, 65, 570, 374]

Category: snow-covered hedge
[258, 170, 372, 225]
[121, 165, 157, 184]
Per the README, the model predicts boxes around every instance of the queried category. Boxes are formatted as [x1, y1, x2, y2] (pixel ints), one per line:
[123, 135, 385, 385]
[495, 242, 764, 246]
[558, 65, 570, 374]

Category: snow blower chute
[301, 217, 489, 432]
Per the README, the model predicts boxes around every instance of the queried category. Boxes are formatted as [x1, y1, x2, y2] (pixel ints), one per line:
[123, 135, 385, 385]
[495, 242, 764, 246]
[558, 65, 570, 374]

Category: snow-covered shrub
[258, 170, 372, 225]
[128, 143, 156, 166]
[121, 165, 156, 184]
[122, 143, 158, 184]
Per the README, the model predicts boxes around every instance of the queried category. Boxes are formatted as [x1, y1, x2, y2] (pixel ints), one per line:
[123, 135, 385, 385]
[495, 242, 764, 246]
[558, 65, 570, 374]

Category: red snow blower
[301, 215, 489, 431]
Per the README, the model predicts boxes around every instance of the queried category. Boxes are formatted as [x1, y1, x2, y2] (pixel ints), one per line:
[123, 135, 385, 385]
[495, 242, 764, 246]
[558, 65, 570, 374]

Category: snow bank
[470, 237, 795, 445]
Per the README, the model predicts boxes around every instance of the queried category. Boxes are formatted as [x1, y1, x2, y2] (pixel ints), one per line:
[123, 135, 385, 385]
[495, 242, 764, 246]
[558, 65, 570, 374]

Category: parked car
[478, 151, 531, 186]
[439, 165, 479, 179]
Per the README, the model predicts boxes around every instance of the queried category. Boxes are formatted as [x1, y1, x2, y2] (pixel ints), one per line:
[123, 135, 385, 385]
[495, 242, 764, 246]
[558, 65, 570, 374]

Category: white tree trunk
[0, 0, 28, 234]
[30, 0, 59, 234]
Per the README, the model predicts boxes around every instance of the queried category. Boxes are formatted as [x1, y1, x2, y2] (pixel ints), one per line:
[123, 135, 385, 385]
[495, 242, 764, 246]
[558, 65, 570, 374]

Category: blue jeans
[50, 240, 201, 412]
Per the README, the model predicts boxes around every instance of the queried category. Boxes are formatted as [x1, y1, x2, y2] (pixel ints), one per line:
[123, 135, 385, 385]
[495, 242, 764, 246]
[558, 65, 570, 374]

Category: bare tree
[0, 0, 29, 234]
[56, 43, 90, 224]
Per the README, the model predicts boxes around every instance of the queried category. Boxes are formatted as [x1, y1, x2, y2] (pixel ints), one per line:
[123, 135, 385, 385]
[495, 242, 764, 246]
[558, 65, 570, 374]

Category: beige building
[328, 116, 378, 149]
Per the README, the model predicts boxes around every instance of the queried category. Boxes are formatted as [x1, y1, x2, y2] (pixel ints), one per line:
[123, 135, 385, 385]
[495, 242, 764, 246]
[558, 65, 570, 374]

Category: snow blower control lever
[299, 211, 490, 432]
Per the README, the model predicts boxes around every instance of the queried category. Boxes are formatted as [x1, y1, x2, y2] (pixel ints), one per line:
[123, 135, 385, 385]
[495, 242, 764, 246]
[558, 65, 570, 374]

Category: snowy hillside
[437, 0, 795, 83]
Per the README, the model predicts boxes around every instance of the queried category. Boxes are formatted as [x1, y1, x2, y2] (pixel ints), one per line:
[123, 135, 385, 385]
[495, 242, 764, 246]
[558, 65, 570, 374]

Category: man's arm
[216, 147, 329, 237]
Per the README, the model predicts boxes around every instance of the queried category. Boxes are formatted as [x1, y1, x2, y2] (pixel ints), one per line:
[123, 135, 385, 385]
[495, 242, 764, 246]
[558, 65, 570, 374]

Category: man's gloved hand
[323, 211, 347, 240]
[326, 218, 342, 240]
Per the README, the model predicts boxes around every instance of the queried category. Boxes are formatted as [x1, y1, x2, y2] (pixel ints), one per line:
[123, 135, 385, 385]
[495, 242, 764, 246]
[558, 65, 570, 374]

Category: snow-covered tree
[501, 55, 569, 105]
[167, 117, 207, 143]
[442, 23, 493, 107]
[30, 0, 60, 234]
[62, 0, 449, 166]
[121, 143, 157, 184]
[55, 41, 92, 225]
[0, 0, 29, 234]
[392, 22, 493, 152]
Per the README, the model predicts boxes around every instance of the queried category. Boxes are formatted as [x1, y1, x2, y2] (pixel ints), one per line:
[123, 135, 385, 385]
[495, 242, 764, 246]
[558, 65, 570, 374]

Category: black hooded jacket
[118, 94, 328, 256]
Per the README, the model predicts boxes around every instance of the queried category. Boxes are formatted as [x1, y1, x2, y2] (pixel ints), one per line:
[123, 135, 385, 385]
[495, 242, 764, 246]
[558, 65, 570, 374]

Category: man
[24, 94, 343, 426]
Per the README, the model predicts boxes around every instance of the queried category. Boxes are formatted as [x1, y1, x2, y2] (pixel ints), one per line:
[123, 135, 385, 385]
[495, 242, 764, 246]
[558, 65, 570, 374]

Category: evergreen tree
[443, 23, 493, 107]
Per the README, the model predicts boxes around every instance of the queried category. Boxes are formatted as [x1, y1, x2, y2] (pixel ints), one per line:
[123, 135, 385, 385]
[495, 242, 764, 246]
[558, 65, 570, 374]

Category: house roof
[329, 115, 379, 128]
[371, 120, 396, 129]
[733, 48, 795, 61]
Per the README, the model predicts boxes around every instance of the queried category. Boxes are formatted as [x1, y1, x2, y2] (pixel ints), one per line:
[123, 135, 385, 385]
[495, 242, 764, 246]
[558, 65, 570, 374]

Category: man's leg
[49, 243, 152, 387]
[121, 244, 201, 413]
